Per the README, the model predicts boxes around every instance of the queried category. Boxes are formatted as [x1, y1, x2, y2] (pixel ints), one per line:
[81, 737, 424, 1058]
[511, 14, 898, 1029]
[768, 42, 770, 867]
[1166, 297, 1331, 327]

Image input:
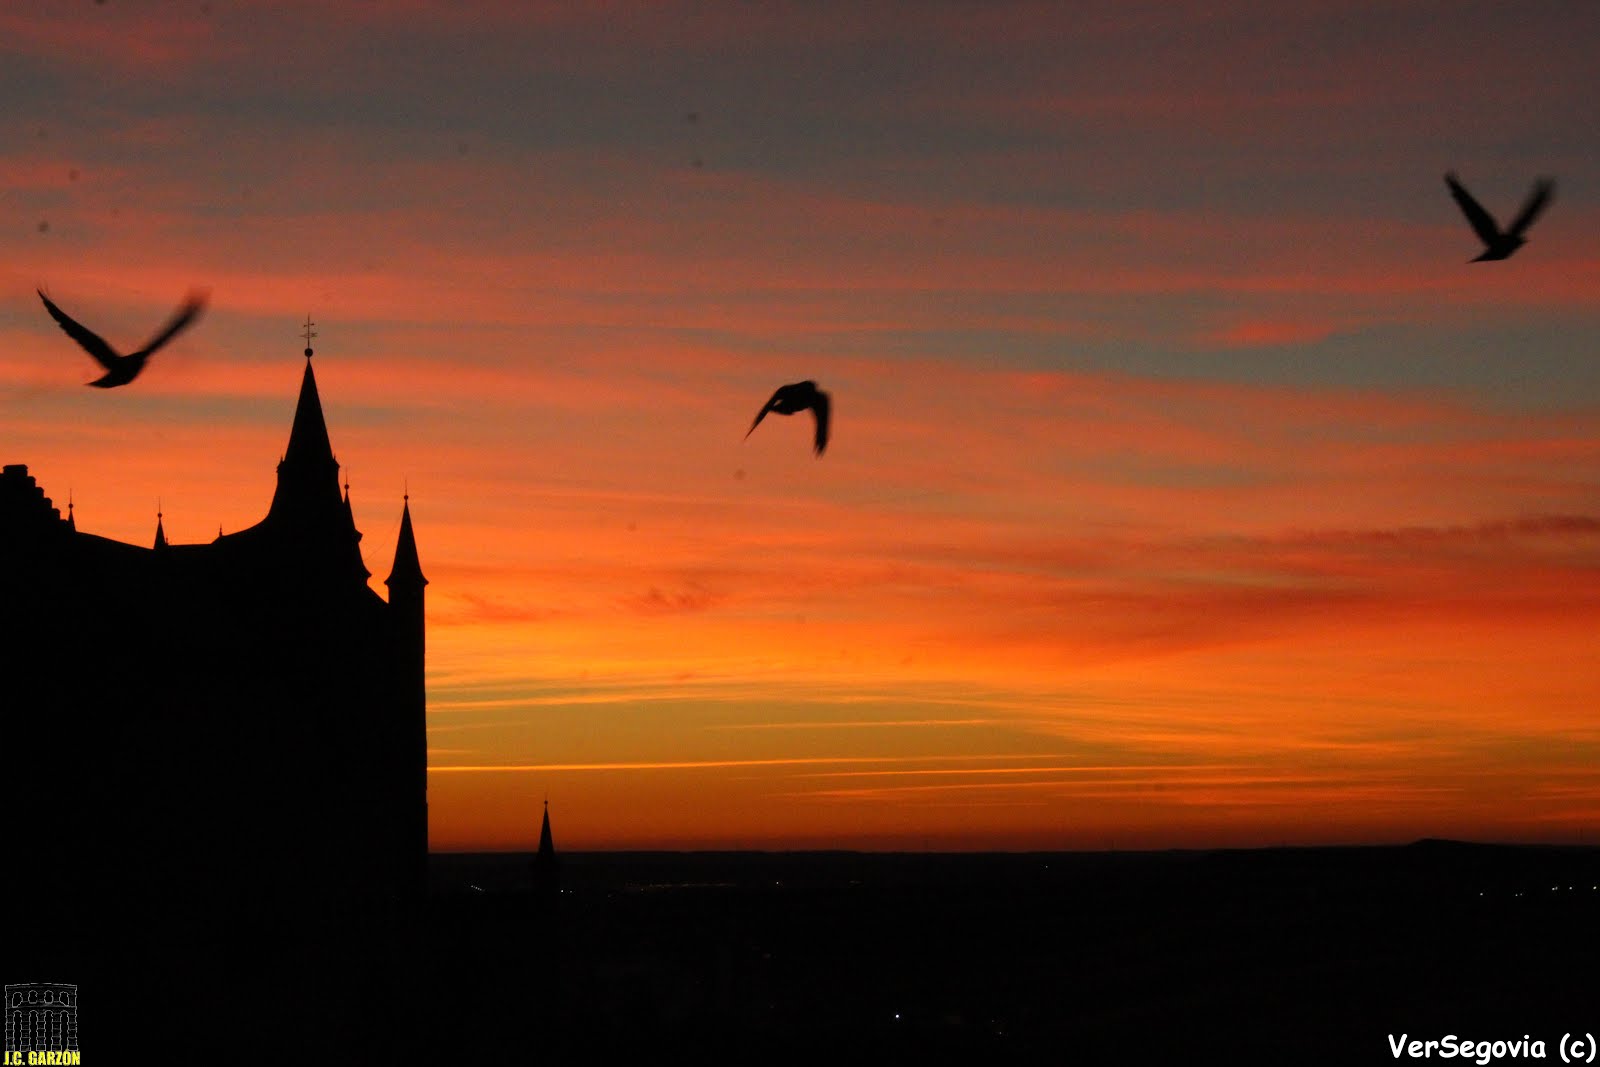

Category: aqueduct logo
[4, 984, 78, 1064]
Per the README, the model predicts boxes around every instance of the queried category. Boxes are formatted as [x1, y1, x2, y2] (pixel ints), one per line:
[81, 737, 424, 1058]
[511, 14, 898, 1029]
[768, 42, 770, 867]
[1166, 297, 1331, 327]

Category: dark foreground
[12, 841, 1597, 1063]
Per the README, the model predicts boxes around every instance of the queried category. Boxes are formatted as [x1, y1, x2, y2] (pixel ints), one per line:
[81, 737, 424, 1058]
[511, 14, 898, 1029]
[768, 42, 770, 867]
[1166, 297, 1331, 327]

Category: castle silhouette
[1, 352, 427, 921]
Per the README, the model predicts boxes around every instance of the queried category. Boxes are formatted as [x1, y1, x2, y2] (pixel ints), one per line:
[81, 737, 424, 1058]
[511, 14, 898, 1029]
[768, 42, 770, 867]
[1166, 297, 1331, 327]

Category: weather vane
[302, 313, 317, 357]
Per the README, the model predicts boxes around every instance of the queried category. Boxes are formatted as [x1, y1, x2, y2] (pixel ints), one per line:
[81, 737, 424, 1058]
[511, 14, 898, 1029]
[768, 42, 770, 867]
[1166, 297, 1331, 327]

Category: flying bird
[745, 380, 831, 456]
[1444, 172, 1555, 262]
[38, 288, 207, 387]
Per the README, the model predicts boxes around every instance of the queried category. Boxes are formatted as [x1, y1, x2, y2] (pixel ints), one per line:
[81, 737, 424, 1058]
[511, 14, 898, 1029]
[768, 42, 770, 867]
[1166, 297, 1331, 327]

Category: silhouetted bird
[38, 288, 207, 387]
[1444, 173, 1555, 262]
[745, 380, 831, 456]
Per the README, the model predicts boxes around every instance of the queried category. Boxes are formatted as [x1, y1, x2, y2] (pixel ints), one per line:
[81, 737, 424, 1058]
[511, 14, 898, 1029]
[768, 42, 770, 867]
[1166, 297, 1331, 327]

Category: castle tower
[5, 333, 435, 1058]
[385, 495, 429, 893]
[7, 340, 433, 908]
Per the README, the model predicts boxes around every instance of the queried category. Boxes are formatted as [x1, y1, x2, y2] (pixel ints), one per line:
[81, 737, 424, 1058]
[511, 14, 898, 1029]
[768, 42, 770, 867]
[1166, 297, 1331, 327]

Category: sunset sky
[4, 2, 1597, 851]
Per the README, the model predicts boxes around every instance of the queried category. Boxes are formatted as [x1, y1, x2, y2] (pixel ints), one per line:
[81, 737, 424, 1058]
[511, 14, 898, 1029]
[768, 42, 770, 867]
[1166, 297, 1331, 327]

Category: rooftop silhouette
[2, 350, 428, 920]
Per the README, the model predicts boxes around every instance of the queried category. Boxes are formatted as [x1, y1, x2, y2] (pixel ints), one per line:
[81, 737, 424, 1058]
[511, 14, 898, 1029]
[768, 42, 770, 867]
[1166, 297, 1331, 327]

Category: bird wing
[1506, 178, 1555, 238]
[1444, 173, 1503, 245]
[38, 290, 121, 370]
[135, 291, 207, 358]
[810, 389, 830, 455]
[745, 389, 782, 438]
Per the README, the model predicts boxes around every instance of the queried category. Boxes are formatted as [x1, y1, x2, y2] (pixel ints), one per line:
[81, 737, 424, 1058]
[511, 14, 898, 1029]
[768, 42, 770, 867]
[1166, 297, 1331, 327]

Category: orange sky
[3, 3, 1598, 850]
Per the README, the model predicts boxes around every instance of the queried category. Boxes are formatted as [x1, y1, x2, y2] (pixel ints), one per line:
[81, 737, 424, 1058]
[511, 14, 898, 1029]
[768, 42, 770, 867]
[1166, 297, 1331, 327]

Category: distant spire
[532, 797, 559, 899]
[66, 489, 75, 532]
[538, 799, 555, 858]
[154, 504, 167, 549]
[384, 495, 427, 589]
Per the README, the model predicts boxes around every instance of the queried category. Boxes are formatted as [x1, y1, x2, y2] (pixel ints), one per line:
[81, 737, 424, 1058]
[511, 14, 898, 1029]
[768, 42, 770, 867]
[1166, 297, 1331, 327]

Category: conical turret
[385, 494, 428, 892]
[247, 353, 369, 585]
[385, 497, 427, 591]
[267, 358, 342, 525]
[343, 476, 369, 580]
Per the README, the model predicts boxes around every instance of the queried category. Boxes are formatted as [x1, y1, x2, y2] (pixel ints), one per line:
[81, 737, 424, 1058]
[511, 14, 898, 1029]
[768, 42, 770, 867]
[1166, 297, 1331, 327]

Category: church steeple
[532, 798, 559, 901]
[538, 799, 555, 859]
[153, 506, 167, 549]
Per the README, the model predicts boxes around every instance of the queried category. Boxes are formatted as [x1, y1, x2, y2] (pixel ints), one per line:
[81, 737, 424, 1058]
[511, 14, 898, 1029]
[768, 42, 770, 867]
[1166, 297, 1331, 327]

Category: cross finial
[302, 313, 317, 358]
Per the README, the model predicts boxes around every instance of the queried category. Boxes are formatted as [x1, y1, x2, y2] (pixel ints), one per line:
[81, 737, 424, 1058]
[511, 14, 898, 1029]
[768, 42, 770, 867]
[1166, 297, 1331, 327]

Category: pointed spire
[153, 504, 167, 549]
[341, 470, 369, 580]
[343, 471, 361, 541]
[532, 797, 559, 900]
[282, 359, 337, 472]
[384, 495, 427, 589]
[538, 799, 555, 859]
[66, 489, 76, 532]
[265, 351, 344, 530]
